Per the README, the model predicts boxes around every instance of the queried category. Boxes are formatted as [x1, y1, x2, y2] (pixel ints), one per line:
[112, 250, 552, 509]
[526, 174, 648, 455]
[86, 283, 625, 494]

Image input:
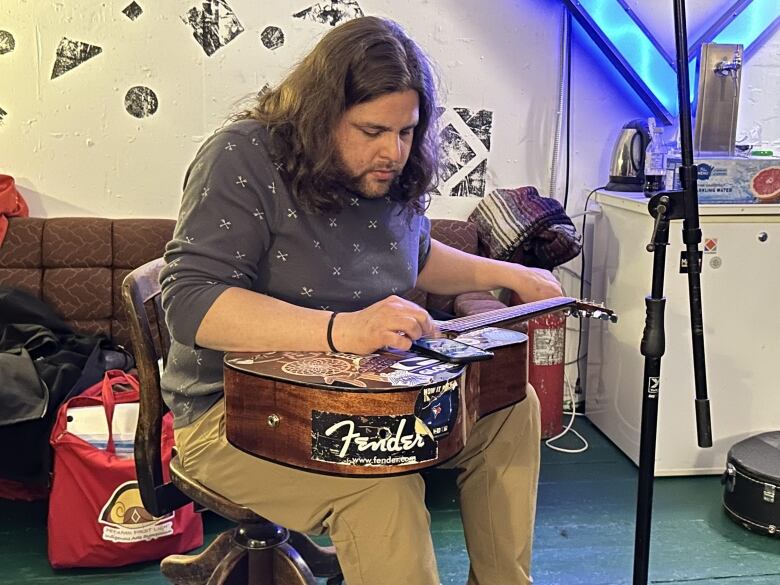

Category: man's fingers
[382, 330, 413, 351]
[386, 315, 424, 341]
[404, 305, 437, 338]
[364, 297, 441, 352]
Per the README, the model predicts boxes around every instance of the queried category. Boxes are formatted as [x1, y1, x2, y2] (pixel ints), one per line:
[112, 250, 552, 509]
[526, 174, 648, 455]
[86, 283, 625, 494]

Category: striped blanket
[467, 186, 581, 269]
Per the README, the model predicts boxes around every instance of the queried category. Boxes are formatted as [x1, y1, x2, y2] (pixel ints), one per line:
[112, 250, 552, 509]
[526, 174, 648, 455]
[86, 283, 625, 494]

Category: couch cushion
[0, 218, 46, 298]
[430, 218, 478, 255]
[113, 219, 175, 269]
[112, 220, 175, 350]
[429, 219, 479, 313]
[43, 267, 113, 321]
[0, 269, 42, 298]
[69, 319, 112, 340]
[0, 217, 44, 268]
[43, 218, 112, 268]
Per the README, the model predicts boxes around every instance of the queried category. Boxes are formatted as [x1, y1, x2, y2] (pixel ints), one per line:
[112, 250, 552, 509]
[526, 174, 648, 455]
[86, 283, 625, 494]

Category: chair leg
[286, 532, 341, 579]
[160, 527, 327, 585]
[206, 544, 248, 585]
[161, 529, 235, 585]
[271, 542, 318, 585]
[207, 542, 318, 585]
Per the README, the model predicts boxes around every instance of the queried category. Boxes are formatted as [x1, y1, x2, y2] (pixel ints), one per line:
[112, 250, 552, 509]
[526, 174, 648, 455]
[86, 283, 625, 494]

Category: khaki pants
[175, 385, 540, 585]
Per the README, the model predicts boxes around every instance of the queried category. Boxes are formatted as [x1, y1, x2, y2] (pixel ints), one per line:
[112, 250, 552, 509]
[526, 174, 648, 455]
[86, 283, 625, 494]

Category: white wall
[1, 1, 777, 220]
[0, 0, 561, 219]
[1, 1, 778, 220]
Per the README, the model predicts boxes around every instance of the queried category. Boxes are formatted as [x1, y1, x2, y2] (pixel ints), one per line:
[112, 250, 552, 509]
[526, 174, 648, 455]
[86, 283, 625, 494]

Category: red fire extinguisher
[526, 313, 566, 439]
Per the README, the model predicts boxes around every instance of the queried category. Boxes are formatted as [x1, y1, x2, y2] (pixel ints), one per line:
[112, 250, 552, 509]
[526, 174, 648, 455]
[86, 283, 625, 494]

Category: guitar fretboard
[440, 296, 577, 335]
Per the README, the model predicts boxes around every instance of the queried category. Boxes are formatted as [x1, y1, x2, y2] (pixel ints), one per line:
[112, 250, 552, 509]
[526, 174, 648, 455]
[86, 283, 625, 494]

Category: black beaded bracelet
[326, 311, 339, 353]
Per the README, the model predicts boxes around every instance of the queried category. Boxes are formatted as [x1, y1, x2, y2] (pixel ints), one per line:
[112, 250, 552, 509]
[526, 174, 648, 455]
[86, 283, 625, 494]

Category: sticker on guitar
[311, 411, 438, 467]
[225, 349, 462, 389]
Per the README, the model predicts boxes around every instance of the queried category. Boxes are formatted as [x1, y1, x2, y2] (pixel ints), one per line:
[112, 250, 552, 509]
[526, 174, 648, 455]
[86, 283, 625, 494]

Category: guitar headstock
[567, 299, 618, 323]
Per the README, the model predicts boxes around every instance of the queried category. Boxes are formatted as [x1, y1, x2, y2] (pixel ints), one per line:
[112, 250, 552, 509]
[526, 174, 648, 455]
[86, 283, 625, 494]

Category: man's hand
[510, 265, 563, 303]
[332, 295, 438, 354]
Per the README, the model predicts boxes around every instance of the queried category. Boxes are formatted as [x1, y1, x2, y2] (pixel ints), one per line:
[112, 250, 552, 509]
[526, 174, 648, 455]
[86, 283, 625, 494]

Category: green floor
[1, 418, 778, 584]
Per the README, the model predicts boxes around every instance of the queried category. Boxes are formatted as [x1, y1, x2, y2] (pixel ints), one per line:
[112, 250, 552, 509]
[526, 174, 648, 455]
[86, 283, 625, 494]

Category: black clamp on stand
[632, 1, 714, 584]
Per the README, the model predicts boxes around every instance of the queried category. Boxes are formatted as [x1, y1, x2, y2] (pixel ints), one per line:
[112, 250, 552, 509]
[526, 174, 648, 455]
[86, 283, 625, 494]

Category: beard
[332, 153, 402, 199]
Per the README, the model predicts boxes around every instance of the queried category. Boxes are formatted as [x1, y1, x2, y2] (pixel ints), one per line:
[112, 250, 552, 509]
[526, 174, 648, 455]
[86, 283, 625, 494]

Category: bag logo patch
[98, 481, 175, 543]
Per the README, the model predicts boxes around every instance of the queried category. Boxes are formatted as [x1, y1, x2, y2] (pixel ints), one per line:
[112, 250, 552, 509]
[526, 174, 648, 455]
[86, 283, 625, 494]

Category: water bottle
[644, 118, 667, 195]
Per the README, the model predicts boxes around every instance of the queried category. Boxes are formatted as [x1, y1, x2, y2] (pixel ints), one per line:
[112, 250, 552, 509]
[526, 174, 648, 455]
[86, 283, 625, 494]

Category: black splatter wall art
[182, 0, 244, 56]
[122, 2, 143, 21]
[455, 108, 493, 150]
[450, 160, 487, 198]
[125, 86, 159, 118]
[0, 107, 7, 123]
[293, 1, 364, 26]
[260, 26, 285, 50]
[51, 37, 102, 79]
[0, 31, 15, 55]
[440, 123, 476, 183]
[438, 108, 494, 198]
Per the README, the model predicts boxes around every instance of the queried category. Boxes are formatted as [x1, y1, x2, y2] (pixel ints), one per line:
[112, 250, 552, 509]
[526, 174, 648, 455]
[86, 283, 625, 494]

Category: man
[161, 16, 561, 585]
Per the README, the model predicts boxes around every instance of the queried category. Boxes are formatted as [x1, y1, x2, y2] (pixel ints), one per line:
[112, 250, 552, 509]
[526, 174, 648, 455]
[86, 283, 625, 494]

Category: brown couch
[0, 217, 508, 347]
[0, 217, 175, 349]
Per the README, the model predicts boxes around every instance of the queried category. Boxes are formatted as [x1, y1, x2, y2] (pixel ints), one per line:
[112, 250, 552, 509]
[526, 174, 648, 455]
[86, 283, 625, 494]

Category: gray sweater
[160, 120, 431, 427]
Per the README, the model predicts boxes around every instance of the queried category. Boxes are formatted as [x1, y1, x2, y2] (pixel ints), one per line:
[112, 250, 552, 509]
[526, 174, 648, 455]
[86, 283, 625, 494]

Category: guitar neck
[440, 296, 577, 336]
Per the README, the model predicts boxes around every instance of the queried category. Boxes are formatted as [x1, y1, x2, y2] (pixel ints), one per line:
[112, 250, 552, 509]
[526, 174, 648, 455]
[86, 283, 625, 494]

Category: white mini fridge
[585, 191, 780, 476]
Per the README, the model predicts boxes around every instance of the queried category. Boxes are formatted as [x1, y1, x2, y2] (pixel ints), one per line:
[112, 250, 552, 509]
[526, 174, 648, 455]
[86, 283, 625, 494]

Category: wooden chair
[122, 258, 343, 585]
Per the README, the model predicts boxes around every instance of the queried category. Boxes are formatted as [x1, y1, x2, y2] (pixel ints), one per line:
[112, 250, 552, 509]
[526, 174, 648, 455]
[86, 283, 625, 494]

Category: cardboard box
[665, 156, 780, 204]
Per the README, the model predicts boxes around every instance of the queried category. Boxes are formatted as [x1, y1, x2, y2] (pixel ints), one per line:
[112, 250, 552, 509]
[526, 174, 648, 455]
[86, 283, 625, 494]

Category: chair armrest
[453, 291, 507, 317]
[453, 291, 529, 334]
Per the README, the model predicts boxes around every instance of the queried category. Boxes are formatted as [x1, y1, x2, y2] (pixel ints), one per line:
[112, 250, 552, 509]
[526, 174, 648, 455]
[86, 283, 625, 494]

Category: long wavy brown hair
[234, 16, 440, 214]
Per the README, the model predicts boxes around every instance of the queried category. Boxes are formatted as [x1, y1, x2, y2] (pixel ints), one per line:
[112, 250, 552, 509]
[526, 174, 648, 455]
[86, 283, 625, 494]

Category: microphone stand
[633, 0, 713, 583]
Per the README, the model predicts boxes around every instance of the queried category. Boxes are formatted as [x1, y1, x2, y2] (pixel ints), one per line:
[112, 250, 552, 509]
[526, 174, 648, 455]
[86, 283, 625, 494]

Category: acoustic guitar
[223, 296, 616, 477]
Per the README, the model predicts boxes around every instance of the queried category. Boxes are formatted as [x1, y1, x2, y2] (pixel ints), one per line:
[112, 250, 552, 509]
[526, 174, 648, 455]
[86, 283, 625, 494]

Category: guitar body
[223, 297, 616, 477]
[224, 335, 528, 477]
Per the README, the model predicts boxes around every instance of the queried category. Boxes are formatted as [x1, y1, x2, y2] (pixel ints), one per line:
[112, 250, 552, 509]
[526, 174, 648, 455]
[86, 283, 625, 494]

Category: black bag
[722, 431, 780, 537]
[0, 287, 134, 484]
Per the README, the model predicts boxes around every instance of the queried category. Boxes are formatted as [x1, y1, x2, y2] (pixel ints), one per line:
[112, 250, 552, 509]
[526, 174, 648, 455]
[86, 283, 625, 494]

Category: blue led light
[689, 57, 698, 105]
[566, 0, 780, 124]
[713, 0, 780, 49]
[575, 0, 678, 116]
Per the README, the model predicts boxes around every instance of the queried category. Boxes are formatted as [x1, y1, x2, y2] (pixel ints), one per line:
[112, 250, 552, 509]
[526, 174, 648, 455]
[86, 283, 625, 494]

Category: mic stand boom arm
[632, 0, 713, 584]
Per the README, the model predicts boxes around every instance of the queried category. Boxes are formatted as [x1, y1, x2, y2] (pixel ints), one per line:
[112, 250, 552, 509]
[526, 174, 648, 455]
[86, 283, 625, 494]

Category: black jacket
[0, 287, 132, 483]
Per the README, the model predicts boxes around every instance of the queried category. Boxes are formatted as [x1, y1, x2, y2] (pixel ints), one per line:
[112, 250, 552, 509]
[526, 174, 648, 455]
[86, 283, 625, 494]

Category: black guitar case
[722, 431, 780, 537]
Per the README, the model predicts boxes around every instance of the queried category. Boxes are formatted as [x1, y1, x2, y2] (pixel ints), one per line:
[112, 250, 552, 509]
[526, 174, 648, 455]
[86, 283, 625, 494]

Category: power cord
[544, 372, 589, 454]
[573, 186, 607, 398]
[546, 185, 606, 454]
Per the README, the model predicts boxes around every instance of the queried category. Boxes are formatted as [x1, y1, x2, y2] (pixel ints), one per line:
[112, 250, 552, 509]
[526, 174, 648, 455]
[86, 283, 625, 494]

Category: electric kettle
[606, 119, 650, 191]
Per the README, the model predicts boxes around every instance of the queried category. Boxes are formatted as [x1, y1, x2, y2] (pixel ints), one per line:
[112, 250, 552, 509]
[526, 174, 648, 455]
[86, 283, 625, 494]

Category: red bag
[47, 370, 203, 568]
